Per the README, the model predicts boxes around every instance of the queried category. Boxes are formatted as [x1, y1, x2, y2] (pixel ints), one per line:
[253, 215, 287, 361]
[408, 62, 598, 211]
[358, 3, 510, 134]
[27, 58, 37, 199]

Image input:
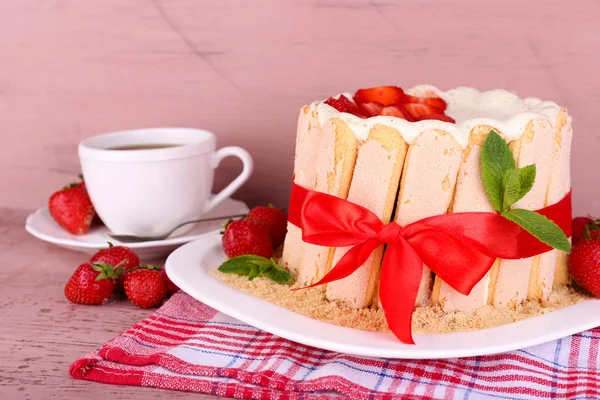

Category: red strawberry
[324, 95, 364, 118]
[401, 103, 444, 120]
[568, 239, 600, 297]
[416, 114, 456, 123]
[247, 205, 288, 248]
[380, 105, 414, 121]
[572, 217, 600, 245]
[222, 219, 273, 258]
[64, 262, 117, 305]
[358, 102, 384, 117]
[90, 244, 140, 293]
[49, 181, 96, 235]
[337, 95, 362, 115]
[354, 86, 405, 106]
[124, 266, 167, 308]
[404, 94, 448, 111]
[160, 269, 180, 296]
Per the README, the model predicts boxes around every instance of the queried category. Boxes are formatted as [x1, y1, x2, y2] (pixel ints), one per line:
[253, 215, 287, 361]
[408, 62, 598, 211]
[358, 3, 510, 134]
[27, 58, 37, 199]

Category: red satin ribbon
[288, 182, 572, 344]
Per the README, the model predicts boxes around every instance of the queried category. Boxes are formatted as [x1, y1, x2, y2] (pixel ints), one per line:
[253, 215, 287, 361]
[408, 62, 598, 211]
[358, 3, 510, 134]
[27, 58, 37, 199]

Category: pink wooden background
[2, 0, 599, 215]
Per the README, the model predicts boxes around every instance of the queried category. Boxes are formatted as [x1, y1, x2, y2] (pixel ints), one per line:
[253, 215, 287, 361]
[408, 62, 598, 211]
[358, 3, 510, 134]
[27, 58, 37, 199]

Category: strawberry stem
[584, 223, 592, 240]
[136, 264, 162, 271]
[220, 218, 234, 235]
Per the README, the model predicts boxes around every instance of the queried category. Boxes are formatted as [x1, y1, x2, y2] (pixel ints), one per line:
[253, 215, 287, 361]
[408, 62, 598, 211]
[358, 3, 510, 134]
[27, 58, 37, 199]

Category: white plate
[25, 198, 248, 259]
[166, 231, 600, 359]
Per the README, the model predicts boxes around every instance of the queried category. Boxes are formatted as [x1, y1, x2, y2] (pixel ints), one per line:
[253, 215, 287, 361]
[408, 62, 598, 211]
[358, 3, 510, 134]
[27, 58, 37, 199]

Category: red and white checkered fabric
[71, 292, 600, 399]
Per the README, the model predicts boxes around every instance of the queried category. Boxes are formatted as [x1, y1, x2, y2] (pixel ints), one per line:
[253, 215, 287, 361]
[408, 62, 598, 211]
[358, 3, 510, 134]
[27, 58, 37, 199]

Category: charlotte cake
[281, 85, 573, 316]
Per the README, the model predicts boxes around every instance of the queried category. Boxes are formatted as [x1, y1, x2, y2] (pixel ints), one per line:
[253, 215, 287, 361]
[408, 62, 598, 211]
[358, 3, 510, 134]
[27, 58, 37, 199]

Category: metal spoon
[107, 213, 247, 243]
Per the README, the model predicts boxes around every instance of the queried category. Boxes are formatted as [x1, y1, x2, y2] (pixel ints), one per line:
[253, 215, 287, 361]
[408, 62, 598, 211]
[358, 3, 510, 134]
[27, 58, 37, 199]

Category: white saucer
[166, 231, 600, 359]
[25, 198, 248, 259]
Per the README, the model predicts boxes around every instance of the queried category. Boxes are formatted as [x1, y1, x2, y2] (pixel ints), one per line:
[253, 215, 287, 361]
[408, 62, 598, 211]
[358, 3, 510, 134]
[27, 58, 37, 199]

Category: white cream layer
[310, 85, 562, 148]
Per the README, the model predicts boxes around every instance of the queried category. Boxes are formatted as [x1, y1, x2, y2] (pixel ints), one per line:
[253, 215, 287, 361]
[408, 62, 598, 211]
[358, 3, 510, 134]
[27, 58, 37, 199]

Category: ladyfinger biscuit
[391, 129, 462, 307]
[325, 125, 407, 307]
[281, 106, 323, 276]
[296, 117, 359, 286]
[492, 119, 555, 308]
[528, 110, 572, 299]
[431, 126, 499, 312]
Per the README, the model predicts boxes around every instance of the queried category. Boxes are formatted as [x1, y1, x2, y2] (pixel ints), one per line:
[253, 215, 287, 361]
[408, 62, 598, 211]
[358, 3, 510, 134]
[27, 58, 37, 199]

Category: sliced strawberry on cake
[404, 94, 448, 111]
[322, 85, 455, 123]
[324, 95, 364, 118]
[380, 105, 414, 121]
[354, 86, 405, 106]
[358, 102, 384, 117]
[402, 103, 442, 119]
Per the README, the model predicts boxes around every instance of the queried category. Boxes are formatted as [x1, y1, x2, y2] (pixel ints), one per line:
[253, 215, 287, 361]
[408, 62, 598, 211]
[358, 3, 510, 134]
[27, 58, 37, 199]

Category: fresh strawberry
[324, 97, 344, 111]
[247, 205, 288, 248]
[568, 239, 600, 297]
[64, 262, 117, 305]
[404, 94, 448, 111]
[416, 114, 456, 123]
[124, 266, 167, 308]
[49, 181, 96, 235]
[358, 102, 384, 117]
[401, 103, 443, 120]
[337, 95, 363, 116]
[222, 219, 273, 258]
[572, 217, 600, 244]
[354, 86, 405, 106]
[380, 105, 414, 121]
[160, 269, 180, 296]
[90, 244, 140, 292]
[324, 95, 364, 118]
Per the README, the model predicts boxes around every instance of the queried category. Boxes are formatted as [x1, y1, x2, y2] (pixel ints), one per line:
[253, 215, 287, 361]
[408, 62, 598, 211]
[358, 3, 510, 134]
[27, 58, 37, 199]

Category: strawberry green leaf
[481, 130, 516, 212]
[502, 209, 571, 253]
[138, 264, 162, 271]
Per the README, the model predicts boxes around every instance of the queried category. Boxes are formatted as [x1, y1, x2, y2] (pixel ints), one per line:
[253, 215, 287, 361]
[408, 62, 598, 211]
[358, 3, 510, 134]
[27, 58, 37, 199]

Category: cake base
[211, 270, 591, 335]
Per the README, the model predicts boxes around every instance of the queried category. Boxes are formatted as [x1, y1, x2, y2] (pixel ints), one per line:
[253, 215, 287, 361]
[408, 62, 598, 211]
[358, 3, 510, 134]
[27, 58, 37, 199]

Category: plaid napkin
[71, 292, 600, 399]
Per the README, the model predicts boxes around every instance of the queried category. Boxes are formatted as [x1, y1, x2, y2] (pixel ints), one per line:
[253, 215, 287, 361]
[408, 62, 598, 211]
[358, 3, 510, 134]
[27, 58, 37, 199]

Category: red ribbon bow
[288, 182, 572, 344]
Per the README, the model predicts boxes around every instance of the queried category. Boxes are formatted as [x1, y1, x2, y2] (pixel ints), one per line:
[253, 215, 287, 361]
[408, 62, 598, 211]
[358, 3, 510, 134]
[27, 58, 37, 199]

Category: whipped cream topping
[310, 85, 562, 148]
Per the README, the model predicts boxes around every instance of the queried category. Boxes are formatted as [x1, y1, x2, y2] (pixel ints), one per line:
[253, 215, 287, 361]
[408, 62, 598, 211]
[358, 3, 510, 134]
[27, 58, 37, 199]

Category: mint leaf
[517, 164, 536, 199]
[247, 259, 273, 271]
[501, 164, 536, 211]
[264, 258, 291, 283]
[217, 258, 252, 275]
[481, 130, 516, 212]
[501, 168, 521, 211]
[217, 255, 291, 284]
[256, 261, 272, 273]
[248, 264, 260, 280]
[502, 209, 571, 253]
[265, 266, 292, 284]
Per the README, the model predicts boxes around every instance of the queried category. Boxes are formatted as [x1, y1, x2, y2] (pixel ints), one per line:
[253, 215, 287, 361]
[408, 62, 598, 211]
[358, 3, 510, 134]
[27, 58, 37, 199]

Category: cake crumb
[211, 270, 592, 334]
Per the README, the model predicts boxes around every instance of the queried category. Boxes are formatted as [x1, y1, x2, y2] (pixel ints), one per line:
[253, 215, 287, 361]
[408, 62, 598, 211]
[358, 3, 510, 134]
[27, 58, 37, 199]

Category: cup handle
[203, 146, 253, 214]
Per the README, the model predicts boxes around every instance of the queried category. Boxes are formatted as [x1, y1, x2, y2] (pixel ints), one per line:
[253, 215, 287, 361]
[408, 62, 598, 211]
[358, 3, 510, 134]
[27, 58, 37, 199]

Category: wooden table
[0, 208, 218, 399]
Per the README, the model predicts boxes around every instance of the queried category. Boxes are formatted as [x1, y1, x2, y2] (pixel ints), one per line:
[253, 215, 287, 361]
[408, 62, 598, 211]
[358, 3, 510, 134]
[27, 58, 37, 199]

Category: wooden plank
[0, 208, 220, 399]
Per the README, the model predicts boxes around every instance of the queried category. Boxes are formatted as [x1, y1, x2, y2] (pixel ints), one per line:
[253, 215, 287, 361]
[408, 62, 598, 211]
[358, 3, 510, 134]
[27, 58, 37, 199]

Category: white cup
[78, 128, 253, 237]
